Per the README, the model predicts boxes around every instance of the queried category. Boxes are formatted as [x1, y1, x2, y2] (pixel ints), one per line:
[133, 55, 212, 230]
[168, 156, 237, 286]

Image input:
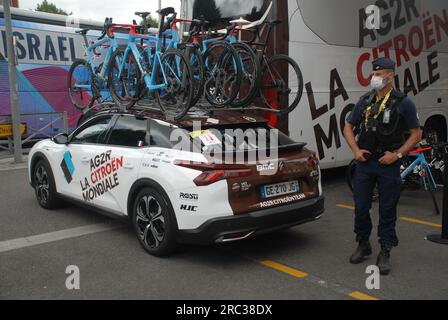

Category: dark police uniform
[347, 61, 420, 248]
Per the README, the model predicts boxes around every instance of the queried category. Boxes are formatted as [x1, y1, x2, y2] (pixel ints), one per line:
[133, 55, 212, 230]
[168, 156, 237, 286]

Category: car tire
[33, 159, 62, 209]
[131, 187, 179, 257]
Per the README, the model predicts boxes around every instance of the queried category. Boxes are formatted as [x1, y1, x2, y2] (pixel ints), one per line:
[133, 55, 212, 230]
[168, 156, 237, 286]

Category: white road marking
[0, 222, 124, 253]
[0, 156, 28, 171]
[0, 164, 28, 171]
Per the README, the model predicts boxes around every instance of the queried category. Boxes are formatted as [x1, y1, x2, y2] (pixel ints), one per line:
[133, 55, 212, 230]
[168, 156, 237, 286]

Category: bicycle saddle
[157, 7, 175, 17]
[230, 17, 251, 25]
[135, 11, 151, 19]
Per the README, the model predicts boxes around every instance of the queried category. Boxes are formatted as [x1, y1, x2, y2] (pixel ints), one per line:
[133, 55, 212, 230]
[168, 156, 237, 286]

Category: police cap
[372, 57, 396, 71]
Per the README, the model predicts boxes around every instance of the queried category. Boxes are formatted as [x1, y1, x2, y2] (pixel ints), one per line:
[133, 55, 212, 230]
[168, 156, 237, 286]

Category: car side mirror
[53, 133, 69, 145]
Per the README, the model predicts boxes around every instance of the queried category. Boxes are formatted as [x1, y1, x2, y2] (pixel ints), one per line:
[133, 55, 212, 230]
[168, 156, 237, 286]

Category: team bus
[2, 1, 448, 169]
[182, 0, 448, 168]
[0, 6, 103, 136]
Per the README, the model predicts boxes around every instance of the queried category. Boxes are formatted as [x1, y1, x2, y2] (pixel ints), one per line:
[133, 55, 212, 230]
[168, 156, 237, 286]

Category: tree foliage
[140, 15, 159, 29]
[193, 0, 221, 21]
[35, 0, 71, 16]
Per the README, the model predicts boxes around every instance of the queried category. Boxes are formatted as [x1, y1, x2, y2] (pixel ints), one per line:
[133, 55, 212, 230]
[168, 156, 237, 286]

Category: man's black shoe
[349, 241, 372, 264]
[376, 246, 392, 275]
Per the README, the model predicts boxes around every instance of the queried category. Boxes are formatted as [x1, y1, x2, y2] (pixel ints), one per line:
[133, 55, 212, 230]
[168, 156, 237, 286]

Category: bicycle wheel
[67, 59, 95, 111]
[184, 45, 205, 107]
[108, 47, 141, 110]
[202, 41, 242, 107]
[230, 42, 260, 108]
[155, 49, 194, 121]
[260, 54, 304, 114]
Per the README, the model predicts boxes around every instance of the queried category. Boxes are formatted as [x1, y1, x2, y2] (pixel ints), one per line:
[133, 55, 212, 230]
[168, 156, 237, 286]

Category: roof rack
[82, 99, 276, 129]
[85, 98, 282, 122]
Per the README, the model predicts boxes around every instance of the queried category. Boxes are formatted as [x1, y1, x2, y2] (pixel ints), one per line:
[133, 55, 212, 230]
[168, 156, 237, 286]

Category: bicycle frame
[74, 34, 122, 106]
[161, 24, 232, 85]
[166, 20, 239, 63]
[401, 152, 437, 190]
[118, 32, 169, 91]
[82, 34, 120, 80]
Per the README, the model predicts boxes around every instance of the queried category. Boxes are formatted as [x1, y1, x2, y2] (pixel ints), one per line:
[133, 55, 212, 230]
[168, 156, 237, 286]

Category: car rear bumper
[176, 196, 324, 245]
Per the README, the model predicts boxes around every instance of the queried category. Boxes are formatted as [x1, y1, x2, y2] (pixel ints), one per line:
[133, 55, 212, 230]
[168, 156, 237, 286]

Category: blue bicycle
[134, 11, 206, 108]
[68, 18, 125, 111]
[107, 8, 194, 120]
[161, 12, 244, 107]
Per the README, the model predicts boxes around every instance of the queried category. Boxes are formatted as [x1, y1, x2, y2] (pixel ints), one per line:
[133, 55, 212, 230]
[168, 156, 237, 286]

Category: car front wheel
[33, 159, 61, 209]
[132, 187, 178, 256]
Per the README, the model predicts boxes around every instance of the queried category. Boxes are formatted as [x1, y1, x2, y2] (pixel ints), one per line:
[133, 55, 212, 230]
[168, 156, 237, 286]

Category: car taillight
[174, 160, 252, 186]
[307, 152, 319, 168]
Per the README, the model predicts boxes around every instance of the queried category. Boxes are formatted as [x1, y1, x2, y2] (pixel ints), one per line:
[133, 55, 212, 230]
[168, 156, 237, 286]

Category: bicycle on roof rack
[239, 19, 304, 114]
[185, 16, 258, 109]
[135, 11, 206, 109]
[68, 3, 303, 121]
[146, 10, 244, 108]
[67, 17, 129, 111]
[107, 7, 195, 121]
[183, 3, 303, 114]
[160, 7, 298, 113]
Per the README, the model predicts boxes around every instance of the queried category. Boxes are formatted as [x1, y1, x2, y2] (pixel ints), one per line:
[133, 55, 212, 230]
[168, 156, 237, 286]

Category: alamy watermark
[365, 5, 381, 30]
[170, 121, 280, 176]
[365, 265, 380, 290]
[65, 265, 80, 290]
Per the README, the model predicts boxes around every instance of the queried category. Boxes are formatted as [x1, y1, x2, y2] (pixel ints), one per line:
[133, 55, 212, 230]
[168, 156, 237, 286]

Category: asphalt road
[1, 167, 447, 300]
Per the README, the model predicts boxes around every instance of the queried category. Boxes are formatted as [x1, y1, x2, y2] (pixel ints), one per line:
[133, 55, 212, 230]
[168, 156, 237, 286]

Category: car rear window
[184, 122, 300, 153]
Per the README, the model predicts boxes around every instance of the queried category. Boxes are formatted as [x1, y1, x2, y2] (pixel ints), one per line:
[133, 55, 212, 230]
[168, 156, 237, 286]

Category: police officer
[343, 57, 422, 275]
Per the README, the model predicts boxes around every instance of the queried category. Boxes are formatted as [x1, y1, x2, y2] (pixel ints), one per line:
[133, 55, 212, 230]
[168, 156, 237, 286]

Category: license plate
[261, 181, 300, 199]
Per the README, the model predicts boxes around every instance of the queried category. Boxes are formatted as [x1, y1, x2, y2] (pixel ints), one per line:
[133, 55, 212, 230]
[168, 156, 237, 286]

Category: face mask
[370, 75, 386, 90]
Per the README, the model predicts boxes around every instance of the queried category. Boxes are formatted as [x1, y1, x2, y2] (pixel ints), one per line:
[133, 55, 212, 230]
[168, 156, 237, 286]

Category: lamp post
[3, 0, 23, 163]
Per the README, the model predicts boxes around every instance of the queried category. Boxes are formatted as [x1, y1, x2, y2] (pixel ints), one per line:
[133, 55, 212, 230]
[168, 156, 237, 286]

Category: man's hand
[378, 151, 399, 165]
[344, 123, 371, 162]
[355, 149, 371, 162]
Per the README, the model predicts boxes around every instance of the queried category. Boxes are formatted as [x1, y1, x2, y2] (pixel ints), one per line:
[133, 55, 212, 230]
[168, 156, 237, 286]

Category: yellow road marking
[336, 203, 441, 228]
[349, 291, 379, 301]
[260, 260, 308, 278]
[337, 204, 355, 210]
[399, 217, 441, 228]
[260, 260, 380, 300]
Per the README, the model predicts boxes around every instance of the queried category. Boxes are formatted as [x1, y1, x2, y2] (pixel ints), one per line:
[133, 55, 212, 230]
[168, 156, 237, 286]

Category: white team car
[28, 109, 324, 256]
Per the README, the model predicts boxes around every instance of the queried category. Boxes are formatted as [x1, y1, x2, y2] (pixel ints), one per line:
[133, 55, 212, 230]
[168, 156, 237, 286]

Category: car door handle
[81, 157, 90, 163]
[123, 163, 134, 169]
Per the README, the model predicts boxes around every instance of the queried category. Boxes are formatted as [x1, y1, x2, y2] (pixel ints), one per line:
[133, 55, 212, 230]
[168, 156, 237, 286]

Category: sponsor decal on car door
[103, 147, 144, 213]
[65, 145, 125, 212]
